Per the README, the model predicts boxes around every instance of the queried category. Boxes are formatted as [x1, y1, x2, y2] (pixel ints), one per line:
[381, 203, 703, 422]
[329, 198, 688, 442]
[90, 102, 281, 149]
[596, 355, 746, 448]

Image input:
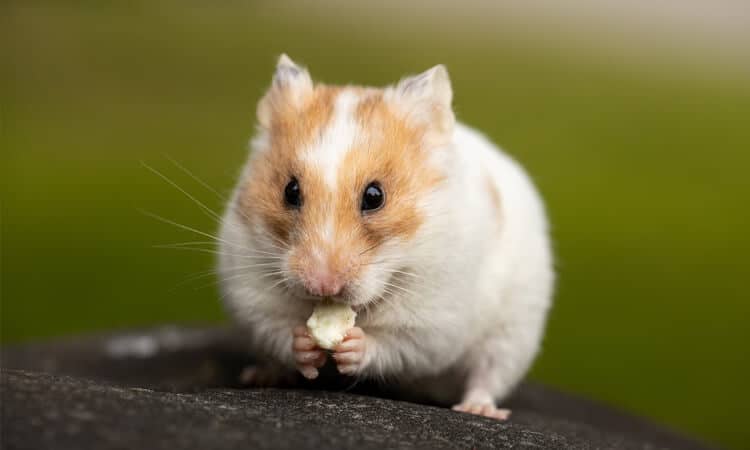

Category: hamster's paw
[238, 364, 297, 387]
[292, 325, 327, 379]
[333, 327, 367, 376]
[452, 403, 512, 420]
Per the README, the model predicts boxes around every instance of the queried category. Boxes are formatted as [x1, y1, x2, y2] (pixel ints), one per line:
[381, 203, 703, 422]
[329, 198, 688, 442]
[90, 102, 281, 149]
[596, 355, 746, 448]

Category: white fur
[219, 66, 553, 407]
[322, 218, 334, 244]
[301, 90, 359, 190]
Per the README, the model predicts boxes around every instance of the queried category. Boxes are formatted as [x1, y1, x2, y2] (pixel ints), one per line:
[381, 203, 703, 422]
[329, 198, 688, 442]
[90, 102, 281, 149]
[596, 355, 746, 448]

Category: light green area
[2, 3, 749, 449]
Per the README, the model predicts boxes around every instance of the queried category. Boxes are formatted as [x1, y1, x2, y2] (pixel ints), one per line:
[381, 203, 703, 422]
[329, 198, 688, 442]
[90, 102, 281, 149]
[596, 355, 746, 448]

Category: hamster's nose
[306, 270, 344, 297]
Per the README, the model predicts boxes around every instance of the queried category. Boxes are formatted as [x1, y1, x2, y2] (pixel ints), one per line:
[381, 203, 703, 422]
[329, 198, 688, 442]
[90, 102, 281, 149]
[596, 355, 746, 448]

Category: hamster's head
[234, 54, 454, 308]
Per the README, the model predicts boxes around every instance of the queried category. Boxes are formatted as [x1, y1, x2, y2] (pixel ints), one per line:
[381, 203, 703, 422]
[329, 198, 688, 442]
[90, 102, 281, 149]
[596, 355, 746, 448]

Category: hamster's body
[219, 55, 553, 418]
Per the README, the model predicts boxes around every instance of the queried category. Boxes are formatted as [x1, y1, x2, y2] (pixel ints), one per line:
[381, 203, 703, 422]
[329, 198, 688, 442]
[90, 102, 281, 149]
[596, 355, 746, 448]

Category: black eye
[284, 177, 302, 208]
[361, 182, 385, 212]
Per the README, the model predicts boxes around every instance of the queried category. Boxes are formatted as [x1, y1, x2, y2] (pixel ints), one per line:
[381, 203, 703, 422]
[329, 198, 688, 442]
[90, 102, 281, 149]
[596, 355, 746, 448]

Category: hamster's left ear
[388, 64, 455, 140]
[257, 54, 313, 129]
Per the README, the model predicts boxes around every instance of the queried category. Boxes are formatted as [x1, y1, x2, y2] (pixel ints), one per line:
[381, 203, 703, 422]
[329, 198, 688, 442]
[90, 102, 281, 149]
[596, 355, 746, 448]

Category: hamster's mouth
[296, 269, 405, 312]
[301, 290, 358, 309]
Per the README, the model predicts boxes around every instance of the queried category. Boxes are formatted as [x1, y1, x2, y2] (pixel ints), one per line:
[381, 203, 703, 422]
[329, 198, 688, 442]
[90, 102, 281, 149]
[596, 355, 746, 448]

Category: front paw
[333, 327, 367, 376]
[292, 325, 327, 380]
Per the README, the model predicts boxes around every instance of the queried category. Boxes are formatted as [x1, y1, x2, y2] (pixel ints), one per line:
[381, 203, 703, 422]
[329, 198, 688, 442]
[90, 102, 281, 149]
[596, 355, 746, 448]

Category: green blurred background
[2, 1, 749, 449]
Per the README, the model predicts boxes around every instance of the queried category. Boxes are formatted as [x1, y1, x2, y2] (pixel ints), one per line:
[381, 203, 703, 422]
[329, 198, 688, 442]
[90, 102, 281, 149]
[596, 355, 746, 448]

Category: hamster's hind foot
[452, 402, 511, 420]
[453, 386, 511, 420]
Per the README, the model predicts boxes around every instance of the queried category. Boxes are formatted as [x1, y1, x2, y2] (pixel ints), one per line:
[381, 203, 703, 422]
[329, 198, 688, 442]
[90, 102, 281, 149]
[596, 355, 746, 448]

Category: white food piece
[306, 299, 357, 350]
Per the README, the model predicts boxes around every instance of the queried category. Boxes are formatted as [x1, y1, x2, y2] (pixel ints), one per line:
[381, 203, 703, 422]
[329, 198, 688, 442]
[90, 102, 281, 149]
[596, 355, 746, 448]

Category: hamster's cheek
[347, 268, 384, 307]
[349, 240, 405, 306]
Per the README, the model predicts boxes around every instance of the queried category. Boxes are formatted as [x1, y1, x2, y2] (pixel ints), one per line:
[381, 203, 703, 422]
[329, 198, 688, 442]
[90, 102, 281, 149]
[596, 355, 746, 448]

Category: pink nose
[306, 270, 344, 297]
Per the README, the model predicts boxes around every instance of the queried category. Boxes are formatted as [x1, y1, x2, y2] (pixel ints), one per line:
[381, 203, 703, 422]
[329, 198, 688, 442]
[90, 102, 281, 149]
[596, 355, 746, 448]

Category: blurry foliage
[2, 2, 749, 449]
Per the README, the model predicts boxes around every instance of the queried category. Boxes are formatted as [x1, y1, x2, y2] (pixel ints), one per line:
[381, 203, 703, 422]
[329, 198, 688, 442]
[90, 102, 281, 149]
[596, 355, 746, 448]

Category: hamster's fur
[219, 55, 554, 418]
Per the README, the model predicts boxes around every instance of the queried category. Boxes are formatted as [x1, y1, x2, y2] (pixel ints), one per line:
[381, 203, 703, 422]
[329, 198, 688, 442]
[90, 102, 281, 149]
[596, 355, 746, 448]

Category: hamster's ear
[388, 65, 455, 139]
[257, 54, 313, 129]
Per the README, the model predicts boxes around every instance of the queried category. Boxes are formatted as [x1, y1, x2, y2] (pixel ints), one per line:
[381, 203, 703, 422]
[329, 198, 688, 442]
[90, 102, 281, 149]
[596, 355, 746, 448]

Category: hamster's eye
[284, 177, 302, 209]
[361, 182, 385, 212]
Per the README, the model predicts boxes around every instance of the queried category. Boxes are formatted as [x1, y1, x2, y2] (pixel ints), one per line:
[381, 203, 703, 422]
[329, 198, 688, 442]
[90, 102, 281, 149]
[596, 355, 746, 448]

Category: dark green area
[2, 3, 749, 449]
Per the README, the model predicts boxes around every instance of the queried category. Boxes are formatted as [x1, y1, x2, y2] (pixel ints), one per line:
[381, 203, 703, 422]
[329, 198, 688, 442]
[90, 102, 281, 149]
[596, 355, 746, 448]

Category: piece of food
[306, 298, 357, 350]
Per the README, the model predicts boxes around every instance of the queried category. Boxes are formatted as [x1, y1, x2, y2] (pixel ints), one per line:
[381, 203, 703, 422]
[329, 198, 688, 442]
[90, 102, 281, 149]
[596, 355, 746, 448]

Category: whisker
[263, 233, 290, 251]
[154, 240, 285, 262]
[258, 276, 290, 296]
[162, 156, 263, 230]
[381, 280, 417, 298]
[170, 259, 284, 291]
[360, 260, 386, 267]
[163, 154, 227, 201]
[195, 269, 272, 290]
[154, 244, 283, 261]
[359, 242, 380, 256]
[259, 240, 289, 253]
[227, 203, 257, 228]
[157, 240, 221, 248]
[167, 268, 221, 292]
[255, 270, 287, 280]
[200, 265, 289, 291]
[141, 161, 223, 223]
[140, 210, 246, 250]
[385, 268, 422, 280]
[232, 246, 286, 257]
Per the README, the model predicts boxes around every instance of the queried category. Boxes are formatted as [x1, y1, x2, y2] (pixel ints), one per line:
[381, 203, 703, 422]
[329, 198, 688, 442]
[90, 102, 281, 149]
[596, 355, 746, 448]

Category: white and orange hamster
[219, 54, 554, 419]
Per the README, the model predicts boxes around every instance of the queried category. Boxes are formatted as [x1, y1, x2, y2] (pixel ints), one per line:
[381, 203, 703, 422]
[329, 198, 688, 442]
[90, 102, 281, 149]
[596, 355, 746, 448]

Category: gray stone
[1, 326, 717, 449]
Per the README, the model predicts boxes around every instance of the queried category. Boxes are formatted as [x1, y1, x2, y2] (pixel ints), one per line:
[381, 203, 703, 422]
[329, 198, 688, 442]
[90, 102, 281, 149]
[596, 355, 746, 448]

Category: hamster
[219, 54, 554, 419]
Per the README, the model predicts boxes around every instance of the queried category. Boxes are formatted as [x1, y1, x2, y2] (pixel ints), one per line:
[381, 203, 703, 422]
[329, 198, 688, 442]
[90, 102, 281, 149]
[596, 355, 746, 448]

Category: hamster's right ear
[257, 54, 313, 129]
[386, 65, 455, 143]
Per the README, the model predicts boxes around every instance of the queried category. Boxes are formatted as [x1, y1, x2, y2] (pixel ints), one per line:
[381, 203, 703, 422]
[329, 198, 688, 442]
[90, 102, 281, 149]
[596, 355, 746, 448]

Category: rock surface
[1, 326, 716, 449]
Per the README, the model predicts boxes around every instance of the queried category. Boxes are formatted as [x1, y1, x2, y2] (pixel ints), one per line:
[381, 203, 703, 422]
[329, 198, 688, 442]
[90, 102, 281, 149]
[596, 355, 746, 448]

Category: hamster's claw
[452, 403, 511, 420]
[292, 325, 327, 379]
[333, 327, 366, 376]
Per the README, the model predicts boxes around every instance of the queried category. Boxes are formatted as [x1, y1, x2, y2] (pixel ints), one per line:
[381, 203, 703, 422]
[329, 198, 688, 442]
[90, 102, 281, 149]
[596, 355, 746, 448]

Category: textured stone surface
[1, 326, 716, 450]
